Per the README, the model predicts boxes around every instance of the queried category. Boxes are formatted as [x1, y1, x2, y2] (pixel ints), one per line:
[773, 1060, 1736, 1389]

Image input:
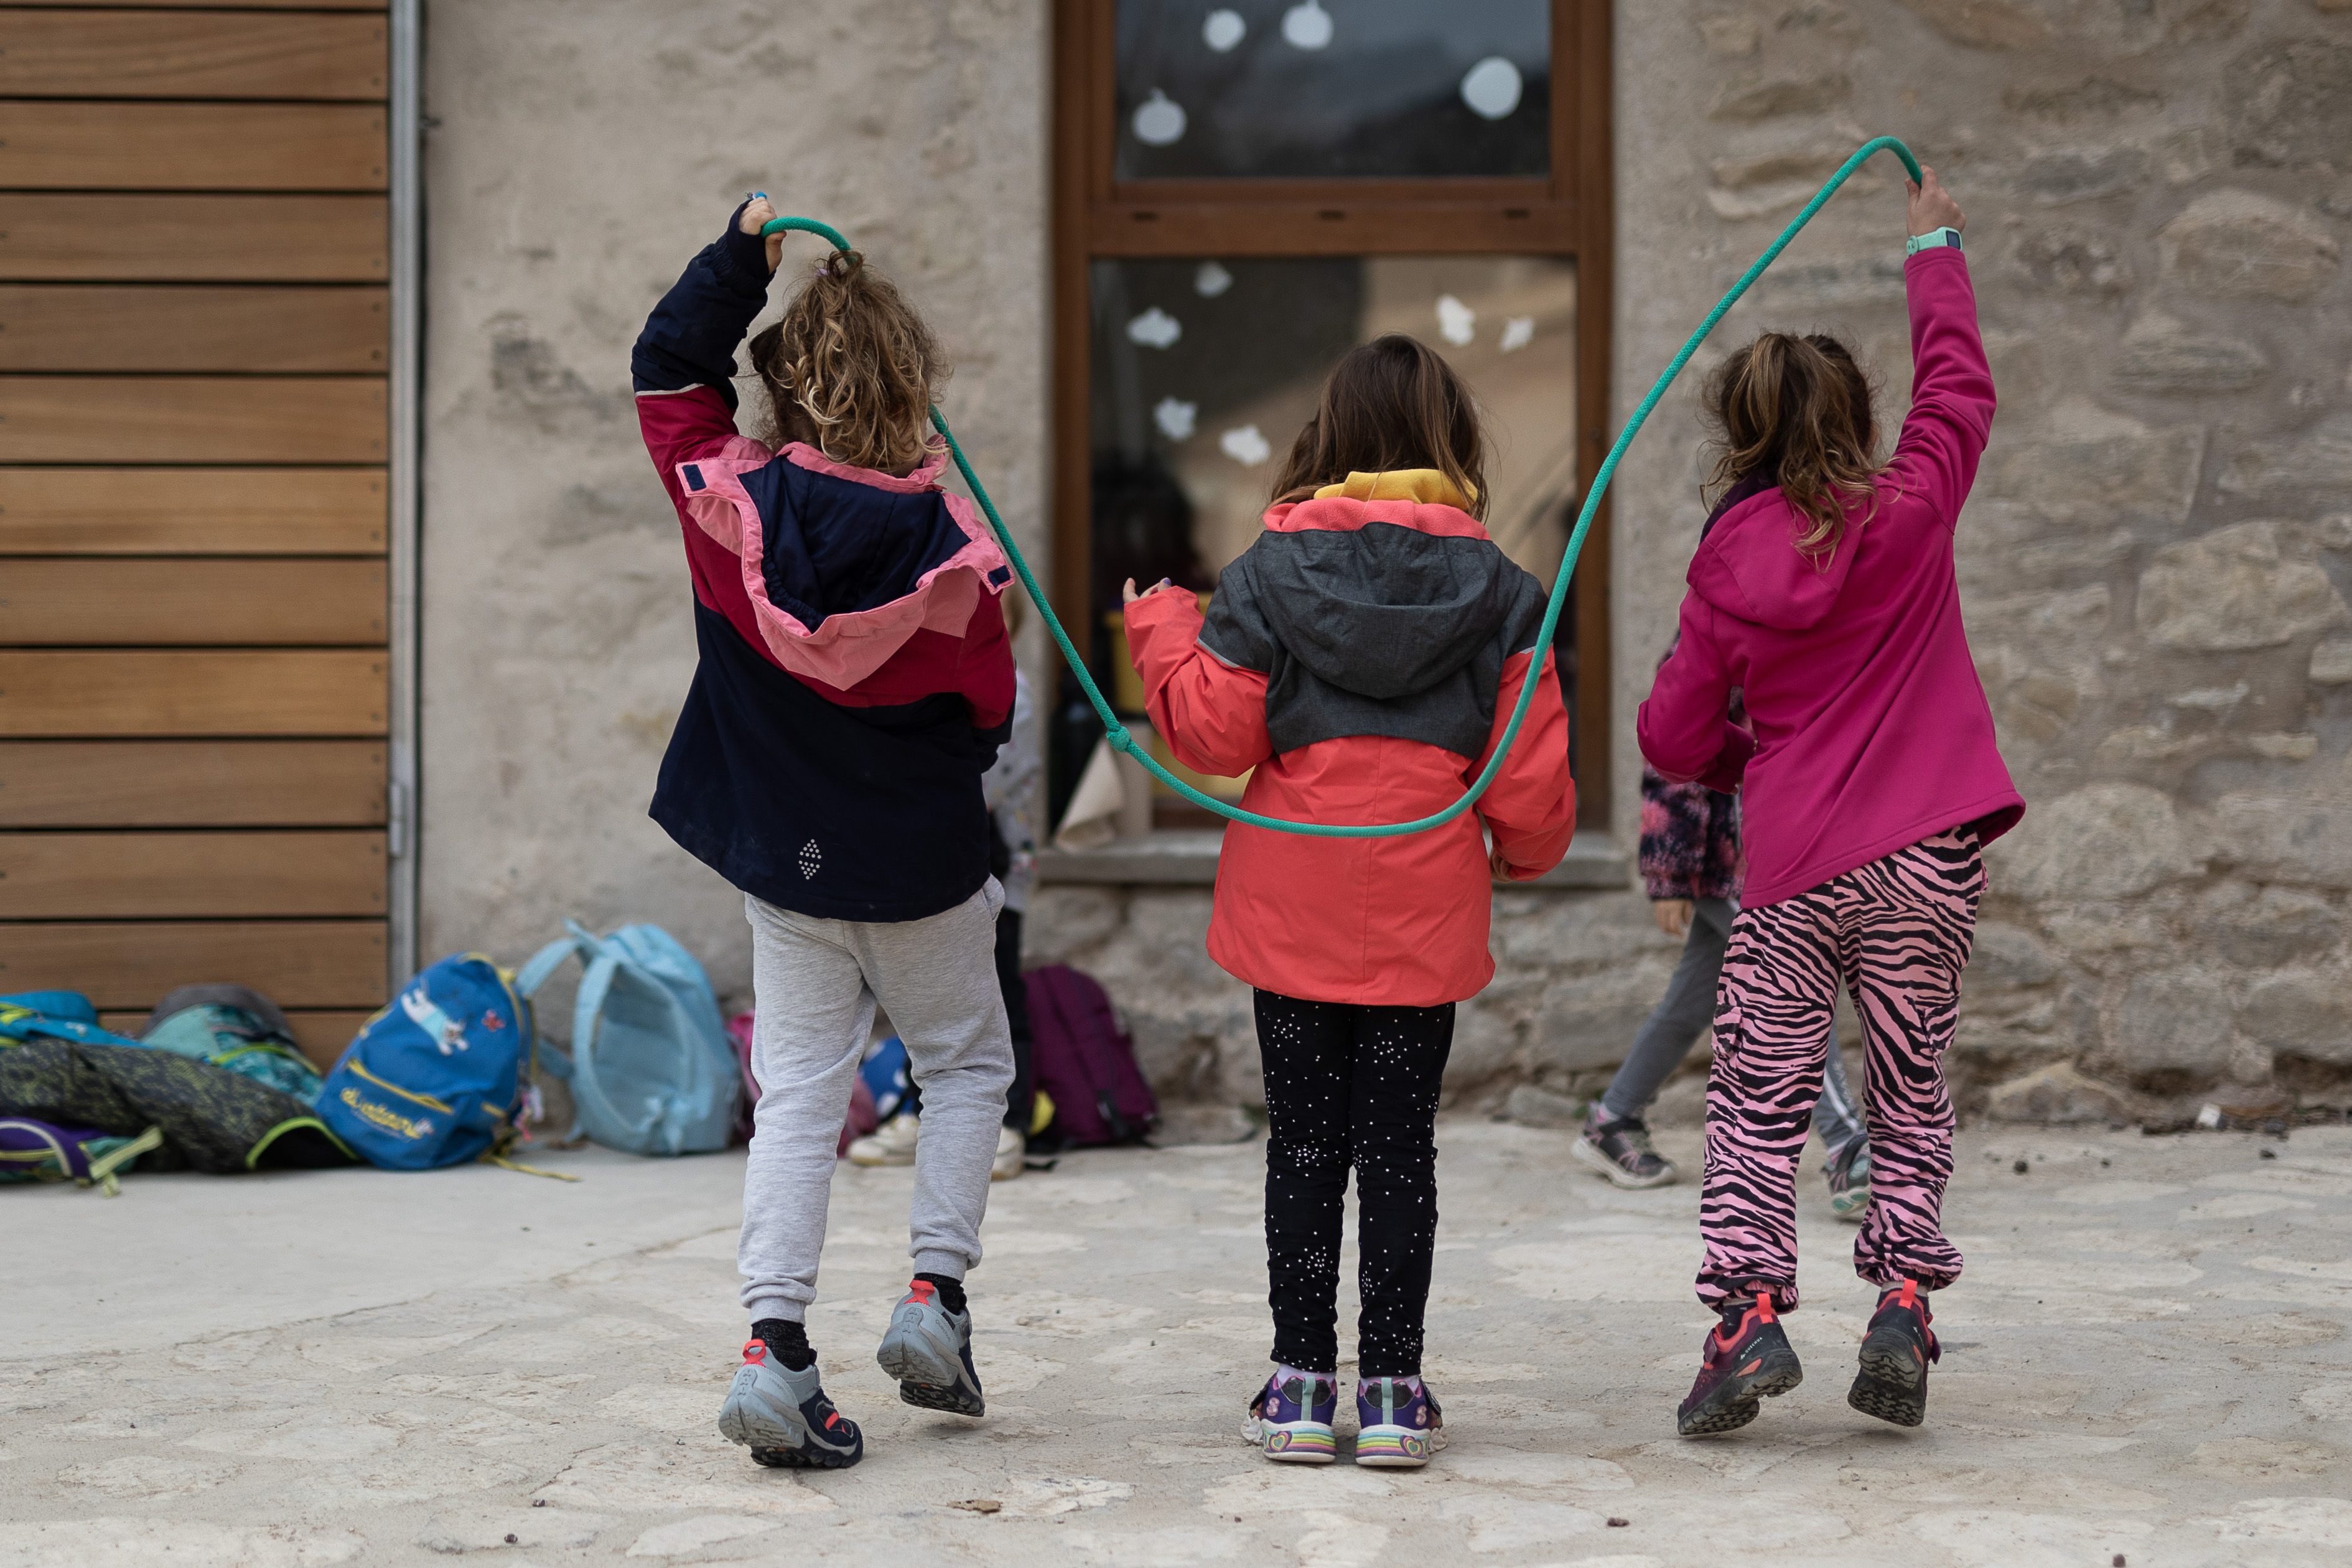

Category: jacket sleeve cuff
[1696, 724, 1755, 793]
[1122, 589, 1205, 672]
[709, 203, 775, 299]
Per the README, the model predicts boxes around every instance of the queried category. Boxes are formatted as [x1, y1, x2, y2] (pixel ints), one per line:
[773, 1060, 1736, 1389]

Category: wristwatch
[1906, 227, 1963, 256]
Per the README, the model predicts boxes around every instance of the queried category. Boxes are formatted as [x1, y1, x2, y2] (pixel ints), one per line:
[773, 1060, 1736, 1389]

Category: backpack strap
[562, 945, 630, 1145]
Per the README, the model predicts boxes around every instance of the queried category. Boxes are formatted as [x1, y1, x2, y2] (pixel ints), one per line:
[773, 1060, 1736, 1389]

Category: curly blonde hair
[747, 249, 948, 475]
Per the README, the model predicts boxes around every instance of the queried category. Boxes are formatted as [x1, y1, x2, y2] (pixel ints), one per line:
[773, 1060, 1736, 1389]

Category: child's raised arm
[632, 197, 780, 480]
[1887, 169, 1996, 531]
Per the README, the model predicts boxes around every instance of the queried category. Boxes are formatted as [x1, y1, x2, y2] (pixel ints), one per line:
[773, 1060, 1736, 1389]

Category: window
[1052, 0, 1612, 829]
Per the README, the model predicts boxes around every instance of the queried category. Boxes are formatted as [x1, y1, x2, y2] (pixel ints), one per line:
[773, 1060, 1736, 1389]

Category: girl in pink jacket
[1638, 169, 2022, 1439]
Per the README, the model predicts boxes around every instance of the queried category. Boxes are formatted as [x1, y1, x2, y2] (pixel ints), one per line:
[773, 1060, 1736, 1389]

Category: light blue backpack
[518, 922, 738, 1157]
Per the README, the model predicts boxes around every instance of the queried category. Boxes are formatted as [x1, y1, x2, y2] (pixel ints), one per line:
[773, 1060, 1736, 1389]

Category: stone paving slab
[6, 1119, 2351, 1566]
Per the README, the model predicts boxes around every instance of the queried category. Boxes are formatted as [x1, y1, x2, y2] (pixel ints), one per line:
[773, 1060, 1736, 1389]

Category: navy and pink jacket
[1125, 470, 1577, 1007]
[633, 215, 1016, 922]
[1637, 248, 2023, 908]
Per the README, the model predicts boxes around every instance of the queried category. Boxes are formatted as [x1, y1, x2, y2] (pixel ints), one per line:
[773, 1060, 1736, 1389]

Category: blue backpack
[318, 954, 536, 1171]
[518, 922, 737, 1157]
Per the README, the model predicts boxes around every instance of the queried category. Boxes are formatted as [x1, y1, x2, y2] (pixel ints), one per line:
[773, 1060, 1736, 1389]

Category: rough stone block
[2114, 969, 2237, 1075]
[2010, 230, 2134, 294]
[2227, 38, 2352, 167]
[1979, 400, 2199, 525]
[2137, 521, 2350, 651]
[1983, 1062, 2134, 1124]
[2241, 968, 2352, 1065]
[1505, 1083, 1584, 1130]
[2112, 318, 2269, 393]
[1970, 922, 2061, 988]
[1531, 961, 1679, 1073]
[1024, 887, 1123, 965]
[2214, 784, 2352, 890]
[2158, 189, 2342, 302]
[2312, 638, 2352, 684]
[1707, 71, 1850, 120]
[1893, 0, 2054, 49]
[2018, 149, 2149, 205]
[1989, 783, 2205, 901]
[2219, 416, 2352, 505]
[2204, 885, 2344, 968]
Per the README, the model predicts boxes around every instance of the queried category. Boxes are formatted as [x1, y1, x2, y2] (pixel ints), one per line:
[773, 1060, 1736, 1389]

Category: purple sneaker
[1354, 1377, 1444, 1467]
[1243, 1370, 1337, 1463]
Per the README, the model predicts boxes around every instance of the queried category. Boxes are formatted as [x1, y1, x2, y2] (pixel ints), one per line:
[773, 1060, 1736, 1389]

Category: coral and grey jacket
[1124, 471, 1577, 1007]
[1637, 248, 2023, 908]
[632, 214, 1015, 922]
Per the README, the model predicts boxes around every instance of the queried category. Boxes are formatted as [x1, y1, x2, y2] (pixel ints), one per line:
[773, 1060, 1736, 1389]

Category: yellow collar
[1311, 469, 1477, 508]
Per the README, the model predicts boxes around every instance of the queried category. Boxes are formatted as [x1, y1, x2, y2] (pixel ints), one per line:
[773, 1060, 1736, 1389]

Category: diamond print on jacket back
[798, 840, 821, 880]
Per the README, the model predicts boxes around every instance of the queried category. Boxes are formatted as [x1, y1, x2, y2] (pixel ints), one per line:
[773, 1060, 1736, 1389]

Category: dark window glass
[1088, 254, 1579, 803]
[1116, 1, 1550, 180]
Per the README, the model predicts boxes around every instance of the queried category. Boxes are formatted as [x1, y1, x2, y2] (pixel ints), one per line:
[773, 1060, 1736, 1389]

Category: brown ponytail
[1701, 330, 1882, 557]
[1269, 334, 1490, 521]
[748, 248, 948, 475]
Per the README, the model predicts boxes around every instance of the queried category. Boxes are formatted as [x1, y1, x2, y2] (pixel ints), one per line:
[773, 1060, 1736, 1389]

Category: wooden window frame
[1049, 0, 1613, 824]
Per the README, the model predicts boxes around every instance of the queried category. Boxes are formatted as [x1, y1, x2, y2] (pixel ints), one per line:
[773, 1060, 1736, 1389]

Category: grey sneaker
[875, 1280, 985, 1417]
[1570, 1107, 1678, 1189]
[717, 1337, 863, 1468]
[1826, 1136, 1873, 1222]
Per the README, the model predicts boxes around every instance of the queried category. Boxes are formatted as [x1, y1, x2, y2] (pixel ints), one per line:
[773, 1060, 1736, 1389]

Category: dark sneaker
[1848, 1279, 1938, 1427]
[1571, 1107, 1678, 1189]
[1825, 1136, 1873, 1223]
[875, 1279, 984, 1417]
[1243, 1370, 1337, 1463]
[1354, 1377, 1446, 1468]
[1676, 1295, 1803, 1437]
[717, 1338, 864, 1468]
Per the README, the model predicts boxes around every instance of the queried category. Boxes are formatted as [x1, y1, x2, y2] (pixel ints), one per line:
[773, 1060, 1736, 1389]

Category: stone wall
[417, 0, 1052, 1007]
[1613, 0, 2352, 1118]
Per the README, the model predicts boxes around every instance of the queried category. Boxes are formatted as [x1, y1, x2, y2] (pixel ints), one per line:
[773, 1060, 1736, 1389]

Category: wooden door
[0, 3, 394, 1066]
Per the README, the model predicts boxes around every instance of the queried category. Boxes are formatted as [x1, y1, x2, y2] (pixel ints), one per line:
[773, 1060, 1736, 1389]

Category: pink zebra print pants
[1696, 829, 1985, 1310]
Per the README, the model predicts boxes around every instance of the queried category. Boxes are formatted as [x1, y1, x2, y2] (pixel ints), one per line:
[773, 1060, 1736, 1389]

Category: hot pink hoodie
[1636, 248, 2022, 908]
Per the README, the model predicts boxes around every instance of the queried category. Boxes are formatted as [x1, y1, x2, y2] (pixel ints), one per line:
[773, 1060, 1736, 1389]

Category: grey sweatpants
[1599, 895, 1867, 1149]
[737, 882, 1015, 1326]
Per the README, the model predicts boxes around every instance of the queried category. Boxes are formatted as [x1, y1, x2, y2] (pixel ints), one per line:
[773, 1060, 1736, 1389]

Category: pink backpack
[1024, 966, 1159, 1146]
[727, 1012, 876, 1155]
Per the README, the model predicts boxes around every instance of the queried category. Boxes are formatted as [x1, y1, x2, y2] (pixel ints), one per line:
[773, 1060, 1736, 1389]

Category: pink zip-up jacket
[1637, 248, 2023, 908]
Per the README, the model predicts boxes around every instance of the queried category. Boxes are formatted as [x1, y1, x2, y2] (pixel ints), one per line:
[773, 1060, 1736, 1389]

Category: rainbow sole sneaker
[1354, 1377, 1445, 1467]
[1243, 1371, 1338, 1463]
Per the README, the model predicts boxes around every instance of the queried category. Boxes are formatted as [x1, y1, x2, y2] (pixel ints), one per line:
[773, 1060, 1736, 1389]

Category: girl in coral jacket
[1640, 169, 2023, 1439]
[633, 195, 1019, 1469]
[1123, 335, 1577, 1469]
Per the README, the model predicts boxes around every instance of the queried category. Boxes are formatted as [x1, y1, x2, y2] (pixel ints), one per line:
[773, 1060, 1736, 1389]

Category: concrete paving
[6, 1118, 2352, 1567]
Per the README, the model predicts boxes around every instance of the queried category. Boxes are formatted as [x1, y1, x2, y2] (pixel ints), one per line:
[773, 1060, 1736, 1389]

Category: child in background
[633, 194, 1017, 1468]
[1124, 335, 1578, 1468]
[1572, 747, 1874, 1219]
[1640, 168, 2020, 1437]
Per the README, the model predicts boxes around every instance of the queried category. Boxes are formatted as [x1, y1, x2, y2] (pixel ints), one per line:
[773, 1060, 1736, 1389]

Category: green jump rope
[766, 136, 1925, 839]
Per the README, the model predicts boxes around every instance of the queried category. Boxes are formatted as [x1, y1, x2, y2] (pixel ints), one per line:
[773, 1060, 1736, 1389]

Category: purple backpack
[1024, 965, 1157, 1146]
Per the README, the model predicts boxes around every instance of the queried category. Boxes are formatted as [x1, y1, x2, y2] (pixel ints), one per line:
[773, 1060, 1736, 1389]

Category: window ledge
[1037, 829, 1631, 890]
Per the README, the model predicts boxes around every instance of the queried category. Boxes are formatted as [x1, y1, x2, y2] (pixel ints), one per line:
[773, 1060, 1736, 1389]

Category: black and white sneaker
[1571, 1107, 1678, 1188]
[717, 1337, 864, 1468]
[1848, 1279, 1938, 1427]
[876, 1279, 986, 1417]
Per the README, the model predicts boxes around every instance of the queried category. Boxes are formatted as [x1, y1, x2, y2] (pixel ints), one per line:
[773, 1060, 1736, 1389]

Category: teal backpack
[518, 922, 737, 1157]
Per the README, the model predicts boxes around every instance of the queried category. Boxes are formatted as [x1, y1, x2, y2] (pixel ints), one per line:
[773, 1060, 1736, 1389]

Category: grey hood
[1202, 520, 1549, 761]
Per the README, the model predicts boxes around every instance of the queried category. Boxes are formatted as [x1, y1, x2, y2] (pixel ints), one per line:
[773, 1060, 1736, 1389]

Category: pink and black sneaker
[1243, 1369, 1338, 1463]
[1676, 1294, 1803, 1436]
[1848, 1279, 1938, 1427]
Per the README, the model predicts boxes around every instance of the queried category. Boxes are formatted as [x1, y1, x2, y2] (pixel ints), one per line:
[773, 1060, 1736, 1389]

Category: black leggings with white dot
[1255, 989, 1455, 1380]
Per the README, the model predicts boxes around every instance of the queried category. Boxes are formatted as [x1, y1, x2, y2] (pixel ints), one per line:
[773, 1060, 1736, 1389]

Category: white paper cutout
[1154, 397, 1199, 441]
[1281, 0, 1333, 50]
[1203, 9, 1246, 51]
[1193, 260, 1234, 297]
[1436, 294, 1476, 347]
[1460, 57, 1523, 121]
[1220, 424, 1272, 465]
[1132, 89, 1187, 147]
[1499, 315, 1536, 352]
[1126, 306, 1183, 348]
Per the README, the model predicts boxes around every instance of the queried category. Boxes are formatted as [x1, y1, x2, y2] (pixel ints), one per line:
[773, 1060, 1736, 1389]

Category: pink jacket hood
[1687, 490, 1862, 632]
